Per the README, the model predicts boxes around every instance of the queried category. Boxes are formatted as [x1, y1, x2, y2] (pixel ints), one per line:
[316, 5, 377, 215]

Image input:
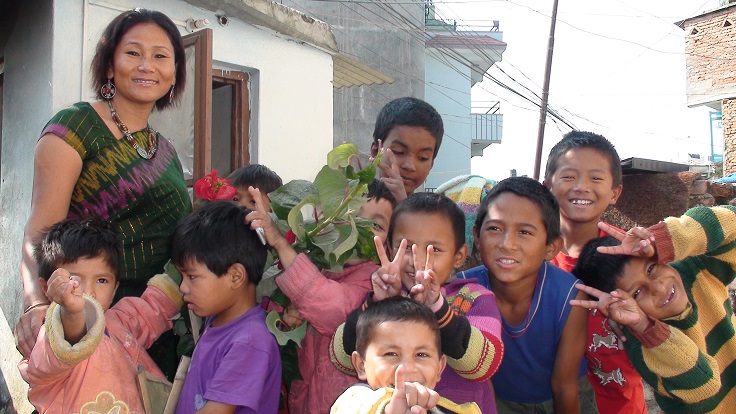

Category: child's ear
[227, 263, 248, 289]
[545, 236, 563, 261]
[38, 277, 48, 294]
[609, 184, 623, 205]
[435, 354, 447, 385]
[453, 244, 469, 269]
[351, 351, 368, 381]
[370, 142, 379, 158]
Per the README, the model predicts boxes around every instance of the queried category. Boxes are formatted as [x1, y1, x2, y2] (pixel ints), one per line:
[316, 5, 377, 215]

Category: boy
[544, 131, 646, 413]
[571, 207, 736, 413]
[462, 177, 594, 413]
[171, 201, 281, 413]
[19, 218, 183, 413]
[228, 163, 283, 209]
[246, 179, 397, 414]
[331, 297, 481, 414]
[331, 192, 504, 413]
[371, 97, 444, 202]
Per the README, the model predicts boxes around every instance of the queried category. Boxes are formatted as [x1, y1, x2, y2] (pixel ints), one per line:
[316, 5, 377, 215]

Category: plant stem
[307, 183, 364, 239]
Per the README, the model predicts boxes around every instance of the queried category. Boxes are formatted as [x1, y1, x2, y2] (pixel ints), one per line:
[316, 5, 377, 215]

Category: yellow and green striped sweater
[627, 205, 736, 414]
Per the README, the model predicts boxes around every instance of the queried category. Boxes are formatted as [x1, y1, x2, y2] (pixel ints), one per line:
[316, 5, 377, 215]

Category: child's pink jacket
[19, 274, 183, 413]
[276, 253, 377, 414]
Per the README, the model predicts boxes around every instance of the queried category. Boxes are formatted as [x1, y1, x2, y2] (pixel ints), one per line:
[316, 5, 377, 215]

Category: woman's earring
[101, 78, 116, 100]
[169, 85, 175, 104]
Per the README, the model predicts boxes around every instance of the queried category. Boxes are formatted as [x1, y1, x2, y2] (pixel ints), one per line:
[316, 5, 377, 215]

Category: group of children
[17, 96, 736, 414]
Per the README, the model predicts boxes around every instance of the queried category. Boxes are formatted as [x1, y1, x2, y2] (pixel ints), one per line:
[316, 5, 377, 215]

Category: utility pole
[533, 0, 560, 181]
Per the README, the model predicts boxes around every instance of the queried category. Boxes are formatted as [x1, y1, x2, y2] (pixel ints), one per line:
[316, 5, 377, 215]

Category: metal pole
[533, 0, 560, 181]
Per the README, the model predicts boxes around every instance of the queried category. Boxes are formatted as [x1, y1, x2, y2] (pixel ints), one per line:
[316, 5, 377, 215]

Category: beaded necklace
[107, 100, 158, 159]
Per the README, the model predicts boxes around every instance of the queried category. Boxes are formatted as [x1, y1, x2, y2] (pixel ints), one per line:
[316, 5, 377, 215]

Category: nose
[499, 232, 517, 251]
[179, 279, 189, 295]
[138, 56, 154, 72]
[400, 156, 416, 172]
[650, 279, 667, 296]
[573, 177, 590, 193]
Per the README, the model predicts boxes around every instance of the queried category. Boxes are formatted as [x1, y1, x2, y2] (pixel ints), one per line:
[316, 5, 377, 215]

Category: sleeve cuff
[45, 295, 105, 365]
[276, 253, 320, 298]
[649, 221, 675, 264]
[148, 273, 184, 309]
[631, 319, 670, 348]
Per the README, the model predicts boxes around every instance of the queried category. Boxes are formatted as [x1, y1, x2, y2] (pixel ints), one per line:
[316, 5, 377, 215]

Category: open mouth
[662, 286, 675, 306]
[570, 199, 592, 206]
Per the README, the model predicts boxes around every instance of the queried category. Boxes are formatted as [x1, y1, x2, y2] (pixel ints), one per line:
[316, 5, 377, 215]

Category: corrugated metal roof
[333, 54, 395, 88]
[621, 157, 690, 174]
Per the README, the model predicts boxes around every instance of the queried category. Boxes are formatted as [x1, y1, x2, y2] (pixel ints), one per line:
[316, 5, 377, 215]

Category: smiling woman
[14, 9, 192, 376]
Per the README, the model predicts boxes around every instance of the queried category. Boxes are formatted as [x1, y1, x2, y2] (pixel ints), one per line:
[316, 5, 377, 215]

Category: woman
[15, 9, 191, 359]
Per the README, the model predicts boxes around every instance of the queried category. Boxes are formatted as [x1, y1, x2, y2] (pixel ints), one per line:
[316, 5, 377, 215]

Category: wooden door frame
[183, 29, 213, 185]
[212, 69, 250, 169]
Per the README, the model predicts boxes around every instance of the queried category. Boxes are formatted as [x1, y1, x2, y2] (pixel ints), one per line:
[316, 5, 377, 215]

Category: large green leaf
[287, 194, 320, 240]
[356, 162, 377, 184]
[269, 180, 317, 220]
[314, 165, 349, 219]
[327, 143, 360, 170]
[355, 219, 380, 264]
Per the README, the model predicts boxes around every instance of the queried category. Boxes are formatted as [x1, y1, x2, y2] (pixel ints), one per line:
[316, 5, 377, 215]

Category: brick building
[677, 2, 736, 173]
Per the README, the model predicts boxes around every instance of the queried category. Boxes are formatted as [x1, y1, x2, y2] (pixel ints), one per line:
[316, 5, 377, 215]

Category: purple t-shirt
[176, 306, 281, 414]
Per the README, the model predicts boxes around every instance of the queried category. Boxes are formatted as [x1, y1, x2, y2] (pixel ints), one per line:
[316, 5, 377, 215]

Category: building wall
[682, 6, 736, 107]
[283, 0, 426, 162]
[424, 52, 472, 189]
[724, 98, 736, 174]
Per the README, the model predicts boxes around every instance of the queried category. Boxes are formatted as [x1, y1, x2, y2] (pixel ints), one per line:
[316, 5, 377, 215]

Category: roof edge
[675, 3, 736, 29]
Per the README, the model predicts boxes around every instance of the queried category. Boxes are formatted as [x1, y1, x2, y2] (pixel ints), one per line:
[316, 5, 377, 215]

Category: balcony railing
[471, 113, 502, 157]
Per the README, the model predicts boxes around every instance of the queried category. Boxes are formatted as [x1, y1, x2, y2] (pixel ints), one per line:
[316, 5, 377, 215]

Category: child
[228, 163, 283, 209]
[461, 177, 594, 413]
[18, 218, 183, 413]
[246, 179, 397, 414]
[331, 297, 481, 414]
[331, 192, 504, 413]
[371, 97, 444, 202]
[171, 201, 281, 413]
[544, 131, 646, 413]
[571, 207, 736, 413]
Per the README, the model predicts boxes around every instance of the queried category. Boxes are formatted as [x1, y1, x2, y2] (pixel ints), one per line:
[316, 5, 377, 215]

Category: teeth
[571, 200, 592, 205]
[663, 287, 675, 305]
[498, 259, 516, 264]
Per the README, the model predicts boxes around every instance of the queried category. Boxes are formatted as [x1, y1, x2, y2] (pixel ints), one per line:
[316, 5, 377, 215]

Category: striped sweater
[626, 205, 736, 413]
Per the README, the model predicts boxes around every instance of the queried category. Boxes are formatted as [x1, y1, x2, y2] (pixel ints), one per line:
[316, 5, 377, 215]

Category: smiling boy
[571, 206, 736, 413]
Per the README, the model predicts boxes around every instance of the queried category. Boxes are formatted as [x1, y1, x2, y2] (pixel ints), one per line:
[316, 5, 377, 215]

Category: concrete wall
[283, 0, 426, 162]
[424, 51, 471, 189]
[0, 0, 334, 409]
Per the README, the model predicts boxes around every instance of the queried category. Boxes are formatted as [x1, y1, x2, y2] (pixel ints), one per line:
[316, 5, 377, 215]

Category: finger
[427, 388, 440, 409]
[372, 272, 389, 291]
[596, 244, 628, 255]
[573, 283, 608, 299]
[375, 236, 390, 266]
[392, 239, 408, 266]
[569, 299, 600, 309]
[412, 244, 424, 272]
[247, 186, 269, 214]
[394, 365, 406, 399]
[598, 222, 626, 240]
[410, 407, 428, 414]
[610, 289, 632, 300]
[424, 245, 434, 274]
[607, 320, 628, 344]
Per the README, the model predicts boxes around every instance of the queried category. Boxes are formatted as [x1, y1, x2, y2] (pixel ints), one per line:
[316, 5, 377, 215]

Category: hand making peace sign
[409, 245, 441, 307]
[372, 236, 407, 301]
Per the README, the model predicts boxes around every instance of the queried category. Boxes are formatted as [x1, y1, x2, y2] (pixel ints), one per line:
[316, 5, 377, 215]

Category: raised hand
[598, 222, 656, 258]
[571, 284, 651, 333]
[385, 365, 440, 414]
[378, 147, 408, 203]
[409, 245, 441, 307]
[245, 186, 283, 248]
[45, 268, 84, 314]
[372, 237, 407, 301]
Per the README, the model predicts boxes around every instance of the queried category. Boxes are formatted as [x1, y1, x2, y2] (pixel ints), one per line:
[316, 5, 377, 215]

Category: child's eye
[519, 230, 532, 236]
[633, 288, 642, 299]
[97, 278, 109, 284]
[232, 197, 239, 202]
[391, 150, 405, 156]
[416, 352, 430, 358]
[418, 156, 430, 162]
[383, 352, 398, 357]
[188, 275, 197, 280]
[646, 264, 655, 277]
[432, 246, 440, 253]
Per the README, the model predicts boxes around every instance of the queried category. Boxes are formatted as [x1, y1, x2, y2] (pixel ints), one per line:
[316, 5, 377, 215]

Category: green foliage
[268, 143, 382, 272]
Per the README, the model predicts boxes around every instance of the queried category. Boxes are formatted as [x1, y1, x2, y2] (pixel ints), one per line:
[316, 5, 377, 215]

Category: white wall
[424, 51, 472, 189]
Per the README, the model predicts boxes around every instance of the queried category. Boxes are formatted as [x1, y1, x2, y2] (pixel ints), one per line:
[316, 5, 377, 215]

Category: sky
[433, 0, 723, 180]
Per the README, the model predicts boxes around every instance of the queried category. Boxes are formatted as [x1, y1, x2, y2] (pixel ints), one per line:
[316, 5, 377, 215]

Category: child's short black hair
[169, 201, 267, 284]
[35, 218, 122, 281]
[572, 236, 633, 293]
[366, 179, 398, 209]
[545, 130, 622, 187]
[475, 177, 561, 245]
[373, 97, 444, 159]
[227, 164, 283, 195]
[388, 192, 465, 250]
[355, 296, 441, 357]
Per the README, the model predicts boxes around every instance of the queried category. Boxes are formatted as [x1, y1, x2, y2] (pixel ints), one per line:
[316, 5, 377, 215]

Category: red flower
[285, 230, 297, 245]
[194, 170, 236, 201]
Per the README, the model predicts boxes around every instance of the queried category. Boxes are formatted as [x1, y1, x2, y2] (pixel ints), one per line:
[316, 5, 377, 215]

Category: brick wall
[725, 98, 736, 173]
[683, 7, 736, 100]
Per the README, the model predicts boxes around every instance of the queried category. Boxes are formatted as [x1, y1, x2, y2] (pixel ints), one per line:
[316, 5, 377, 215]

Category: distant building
[676, 1, 736, 173]
[424, 2, 506, 189]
